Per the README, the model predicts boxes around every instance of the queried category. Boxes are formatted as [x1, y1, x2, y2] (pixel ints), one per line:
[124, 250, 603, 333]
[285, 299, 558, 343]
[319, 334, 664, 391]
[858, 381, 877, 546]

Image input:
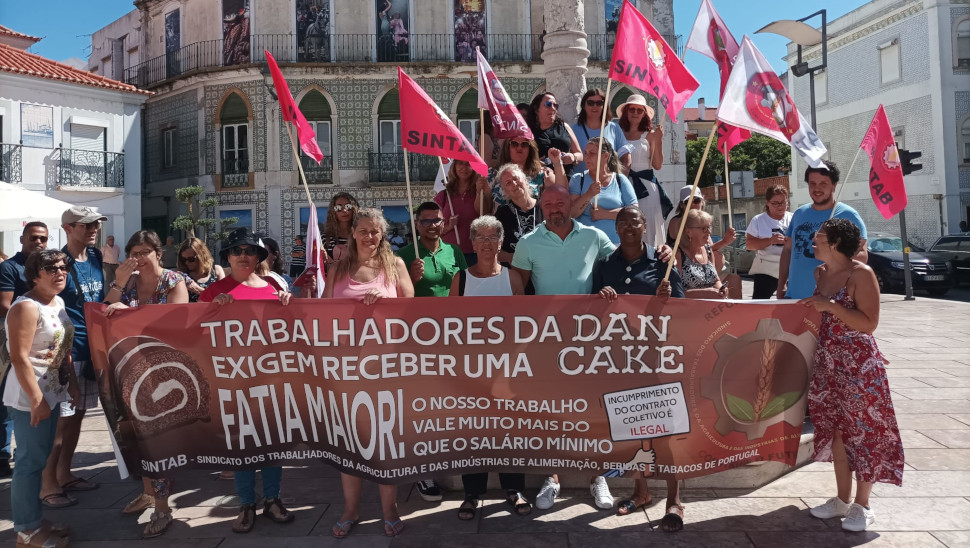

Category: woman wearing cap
[324, 208, 412, 539]
[745, 185, 792, 299]
[199, 228, 294, 534]
[618, 94, 672, 249]
[177, 238, 225, 303]
[561, 137, 637, 244]
[571, 88, 630, 174]
[526, 92, 583, 173]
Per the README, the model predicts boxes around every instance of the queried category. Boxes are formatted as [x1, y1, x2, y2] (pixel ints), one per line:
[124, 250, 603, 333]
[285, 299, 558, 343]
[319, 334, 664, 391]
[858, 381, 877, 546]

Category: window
[957, 19, 970, 67]
[721, 213, 747, 233]
[379, 120, 401, 153]
[306, 121, 331, 157]
[815, 70, 827, 104]
[456, 88, 479, 145]
[458, 120, 479, 144]
[162, 127, 175, 168]
[222, 124, 248, 174]
[298, 90, 333, 158]
[879, 39, 901, 85]
[892, 126, 905, 150]
[961, 118, 970, 163]
[377, 90, 401, 153]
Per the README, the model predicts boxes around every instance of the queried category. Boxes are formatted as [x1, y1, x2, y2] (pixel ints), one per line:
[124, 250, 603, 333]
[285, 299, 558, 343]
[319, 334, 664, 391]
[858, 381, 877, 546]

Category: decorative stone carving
[542, 0, 589, 122]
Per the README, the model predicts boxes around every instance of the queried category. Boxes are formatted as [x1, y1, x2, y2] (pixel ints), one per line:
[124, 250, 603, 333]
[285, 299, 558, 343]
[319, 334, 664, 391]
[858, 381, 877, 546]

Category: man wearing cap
[100, 235, 122, 287]
[39, 206, 107, 505]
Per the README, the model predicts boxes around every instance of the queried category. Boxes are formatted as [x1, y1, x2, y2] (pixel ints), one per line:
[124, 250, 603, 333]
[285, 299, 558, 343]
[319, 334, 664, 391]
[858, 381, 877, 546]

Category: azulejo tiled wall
[204, 80, 268, 176]
[203, 189, 269, 237]
[146, 90, 200, 182]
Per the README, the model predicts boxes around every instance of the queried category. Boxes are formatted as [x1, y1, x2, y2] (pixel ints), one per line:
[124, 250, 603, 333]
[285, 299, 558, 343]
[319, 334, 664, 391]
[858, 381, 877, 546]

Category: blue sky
[3, 0, 865, 108]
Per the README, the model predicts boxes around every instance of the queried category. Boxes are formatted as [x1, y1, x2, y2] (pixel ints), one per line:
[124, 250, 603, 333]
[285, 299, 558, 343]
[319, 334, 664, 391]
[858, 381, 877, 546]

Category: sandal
[617, 493, 652, 516]
[61, 478, 98, 492]
[40, 493, 77, 509]
[457, 496, 479, 521]
[40, 520, 70, 537]
[263, 497, 295, 523]
[506, 490, 532, 516]
[383, 519, 405, 537]
[16, 526, 69, 548]
[142, 510, 173, 539]
[122, 493, 154, 514]
[660, 504, 685, 533]
[218, 471, 234, 480]
[232, 504, 256, 534]
[331, 519, 357, 539]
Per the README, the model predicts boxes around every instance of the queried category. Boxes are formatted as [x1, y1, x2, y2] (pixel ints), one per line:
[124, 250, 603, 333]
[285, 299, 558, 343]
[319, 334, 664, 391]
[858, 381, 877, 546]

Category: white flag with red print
[304, 204, 325, 297]
[717, 36, 826, 168]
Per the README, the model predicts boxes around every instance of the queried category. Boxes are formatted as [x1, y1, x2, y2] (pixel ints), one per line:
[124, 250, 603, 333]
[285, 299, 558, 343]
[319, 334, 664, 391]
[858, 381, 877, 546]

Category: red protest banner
[860, 105, 907, 219]
[398, 67, 488, 176]
[476, 48, 533, 140]
[265, 50, 324, 163]
[608, 0, 699, 119]
[87, 296, 818, 483]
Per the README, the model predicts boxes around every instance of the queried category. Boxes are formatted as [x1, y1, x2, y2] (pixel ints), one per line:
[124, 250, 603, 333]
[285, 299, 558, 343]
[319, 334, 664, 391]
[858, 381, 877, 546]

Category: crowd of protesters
[0, 95, 899, 545]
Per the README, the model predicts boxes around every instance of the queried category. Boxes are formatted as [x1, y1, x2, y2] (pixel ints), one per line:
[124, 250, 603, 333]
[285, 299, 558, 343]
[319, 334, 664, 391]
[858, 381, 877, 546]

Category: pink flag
[265, 50, 324, 164]
[685, 0, 749, 158]
[398, 67, 489, 176]
[608, 0, 699, 119]
[860, 105, 907, 219]
[476, 47, 532, 140]
[304, 204, 326, 297]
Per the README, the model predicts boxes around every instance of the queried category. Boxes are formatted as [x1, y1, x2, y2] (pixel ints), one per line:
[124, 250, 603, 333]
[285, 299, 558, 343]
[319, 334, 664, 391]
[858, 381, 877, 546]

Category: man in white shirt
[100, 235, 122, 286]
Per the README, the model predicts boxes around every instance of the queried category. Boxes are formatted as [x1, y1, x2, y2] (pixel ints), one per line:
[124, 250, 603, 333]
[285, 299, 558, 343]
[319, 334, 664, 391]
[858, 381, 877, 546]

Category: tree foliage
[171, 185, 237, 244]
[686, 134, 793, 188]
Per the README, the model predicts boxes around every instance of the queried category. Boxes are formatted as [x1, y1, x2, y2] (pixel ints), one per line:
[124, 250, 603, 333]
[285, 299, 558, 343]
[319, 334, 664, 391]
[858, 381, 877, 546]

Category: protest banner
[87, 297, 818, 483]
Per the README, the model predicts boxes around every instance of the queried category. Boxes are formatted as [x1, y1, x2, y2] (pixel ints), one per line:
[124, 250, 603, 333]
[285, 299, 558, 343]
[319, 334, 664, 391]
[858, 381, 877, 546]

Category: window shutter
[71, 124, 105, 151]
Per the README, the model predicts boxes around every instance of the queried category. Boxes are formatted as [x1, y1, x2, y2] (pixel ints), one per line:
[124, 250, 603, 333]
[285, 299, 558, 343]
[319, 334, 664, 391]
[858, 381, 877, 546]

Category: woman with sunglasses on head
[571, 88, 630, 174]
[177, 238, 225, 303]
[745, 185, 793, 299]
[101, 230, 188, 538]
[487, 138, 554, 208]
[199, 228, 294, 534]
[323, 192, 360, 269]
[617, 94, 672, 249]
[526, 92, 582, 173]
[6, 249, 77, 548]
[435, 160, 493, 266]
[562, 137, 637, 244]
[324, 208, 412, 539]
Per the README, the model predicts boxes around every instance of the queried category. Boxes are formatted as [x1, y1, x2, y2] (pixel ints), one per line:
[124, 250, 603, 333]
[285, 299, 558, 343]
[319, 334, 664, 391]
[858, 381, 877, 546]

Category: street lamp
[756, 10, 827, 130]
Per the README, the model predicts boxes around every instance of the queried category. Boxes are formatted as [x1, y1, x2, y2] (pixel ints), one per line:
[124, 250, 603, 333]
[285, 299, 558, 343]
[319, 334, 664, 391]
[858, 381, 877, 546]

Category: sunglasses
[509, 140, 530, 149]
[626, 107, 646, 115]
[544, 100, 559, 109]
[43, 265, 70, 274]
[70, 221, 101, 229]
[810, 231, 828, 241]
[418, 218, 444, 227]
[332, 204, 356, 212]
[181, 255, 198, 263]
[586, 99, 605, 107]
[229, 246, 259, 256]
[130, 250, 155, 259]
[29, 235, 49, 243]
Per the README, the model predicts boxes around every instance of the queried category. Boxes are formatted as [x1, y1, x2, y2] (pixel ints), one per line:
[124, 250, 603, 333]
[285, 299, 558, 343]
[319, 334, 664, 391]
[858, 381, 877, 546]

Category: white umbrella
[0, 182, 75, 232]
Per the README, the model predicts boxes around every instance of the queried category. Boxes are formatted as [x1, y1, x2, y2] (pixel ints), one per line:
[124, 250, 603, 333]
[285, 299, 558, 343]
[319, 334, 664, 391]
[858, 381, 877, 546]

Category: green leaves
[686, 134, 793, 188]
[758, 391, 802, 420]
[727, 391, 802, 422]
[726, 394, 755, 422]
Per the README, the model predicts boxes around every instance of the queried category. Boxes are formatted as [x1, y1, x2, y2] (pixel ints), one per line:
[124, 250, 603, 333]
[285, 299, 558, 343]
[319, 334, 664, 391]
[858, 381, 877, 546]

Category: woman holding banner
[435, 160, 492, 266]
[103, 230, 188, 538]
[199, 228, 295, 534]
[325, 208, 412, 538]
[800, 219, 903, 532]
[526, 92, 582, 172]
[617, 94, 671, 249]
[6, 249, 77, 548]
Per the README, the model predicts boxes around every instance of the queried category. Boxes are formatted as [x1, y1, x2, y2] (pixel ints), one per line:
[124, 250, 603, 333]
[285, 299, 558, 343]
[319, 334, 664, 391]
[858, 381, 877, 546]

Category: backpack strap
[458, 269, 467, 296]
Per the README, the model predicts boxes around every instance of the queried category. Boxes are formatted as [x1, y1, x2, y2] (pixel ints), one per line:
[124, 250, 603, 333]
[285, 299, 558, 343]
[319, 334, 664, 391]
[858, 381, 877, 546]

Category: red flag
[476, 47, 532, 140]
[608, 0, 699, 120]
[398, 67, 488, 176]
[685, 0, 749, 158]
[264, 50, 324, 164]
[860, 105, 907, 219]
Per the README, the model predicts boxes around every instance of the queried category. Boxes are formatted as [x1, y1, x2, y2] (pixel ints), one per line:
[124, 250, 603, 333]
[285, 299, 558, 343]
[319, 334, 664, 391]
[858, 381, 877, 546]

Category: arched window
[299, 90, 332, 157]
[219, 92, 250, 183]
[377, 90, 400, 153]
[957, 19, 970, 68]
[456, 88, 479, 144]
[961, 117, 970, 164]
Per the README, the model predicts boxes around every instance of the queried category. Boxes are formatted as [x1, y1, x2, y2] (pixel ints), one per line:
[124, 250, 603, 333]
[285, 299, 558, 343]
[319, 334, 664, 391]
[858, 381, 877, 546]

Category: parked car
[867, 233, 953, 297]
[720, 234, 756, 274]
[928, 234, 970, 285]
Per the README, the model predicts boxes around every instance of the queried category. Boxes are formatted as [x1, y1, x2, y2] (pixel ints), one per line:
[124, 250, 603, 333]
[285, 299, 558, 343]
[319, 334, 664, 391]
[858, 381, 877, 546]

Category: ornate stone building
[88, 0, 684, 252]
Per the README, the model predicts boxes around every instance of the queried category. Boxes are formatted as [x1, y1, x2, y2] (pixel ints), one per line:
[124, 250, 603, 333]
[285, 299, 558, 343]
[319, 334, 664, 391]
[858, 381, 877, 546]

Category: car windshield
[868, 238, 903, 252]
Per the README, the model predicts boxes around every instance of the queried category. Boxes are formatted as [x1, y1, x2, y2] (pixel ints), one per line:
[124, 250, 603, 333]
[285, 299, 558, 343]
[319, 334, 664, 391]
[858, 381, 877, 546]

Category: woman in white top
[5, 249, 77, 548]
[745, 184, 793, 299]
[617, 94, 671, 248]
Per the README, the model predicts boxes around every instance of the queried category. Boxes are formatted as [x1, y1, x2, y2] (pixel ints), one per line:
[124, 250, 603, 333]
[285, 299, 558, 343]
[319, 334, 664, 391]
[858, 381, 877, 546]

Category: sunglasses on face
[509, 140, 530, 149]
[586, 99, 605, 107]
[810, 231, 828, 241]
[626, 107, 646, 115]
[130, 250, 155, 259]
[544, 100, 559, 109]
[418, 218, 444, 227]
[29, 235, 49, 243]
[229, 246, 259, 256]
[332, 204, 356, 212]
[181, 255, 198, 263]
[43, 265, 70, 275]
[71, 221, 101, 229]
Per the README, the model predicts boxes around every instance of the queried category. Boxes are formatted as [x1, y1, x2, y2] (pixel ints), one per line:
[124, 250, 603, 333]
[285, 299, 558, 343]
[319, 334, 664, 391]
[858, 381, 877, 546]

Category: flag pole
[478, 108, 485, 213]
[829, 146, 864, 220]
[664, 131, 715, 282]
[438, 157, 460, 246]
[722, 135, 733, 235]
[593, 78, 613, 209]
[283, 123, 315, 207]
[403, 149, 419, 246]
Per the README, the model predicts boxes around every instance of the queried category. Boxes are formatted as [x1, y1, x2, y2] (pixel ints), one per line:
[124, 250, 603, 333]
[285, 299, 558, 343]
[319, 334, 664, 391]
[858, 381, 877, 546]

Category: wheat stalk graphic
[753, 338, 778, 418]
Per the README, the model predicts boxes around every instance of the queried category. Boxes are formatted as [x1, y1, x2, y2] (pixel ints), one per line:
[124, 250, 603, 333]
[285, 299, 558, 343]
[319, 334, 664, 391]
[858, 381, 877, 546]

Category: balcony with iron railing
[300, 155, 334, 185]
[221, 152, 250, 188]
[368, 151, 438, 184]
[1, 144, 22, 184]
[57, 148, 124, 188]
[124, 33, 680, 88]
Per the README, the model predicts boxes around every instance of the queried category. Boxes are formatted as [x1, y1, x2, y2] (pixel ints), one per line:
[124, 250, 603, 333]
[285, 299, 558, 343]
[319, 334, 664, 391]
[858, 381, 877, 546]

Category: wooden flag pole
[478, 108, 485, 213]
[284, 123, 314, 207]
[664, 132, 715, 282]
[723, 139, 737, 275]
[593, 78, 613, 210]
[829, 146, 864, 220]
[438, 157, 460, 246]
[403, 149, 419, 246]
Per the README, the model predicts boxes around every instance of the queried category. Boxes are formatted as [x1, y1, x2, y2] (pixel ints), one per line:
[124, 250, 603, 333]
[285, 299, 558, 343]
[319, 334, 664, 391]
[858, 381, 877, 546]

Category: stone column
[541, 0, 589, 122]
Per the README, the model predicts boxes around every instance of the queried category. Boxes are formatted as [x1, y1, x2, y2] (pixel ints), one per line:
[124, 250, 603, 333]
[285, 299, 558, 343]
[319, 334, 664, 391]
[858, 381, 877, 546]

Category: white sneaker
[590, 476, 614, 510]
[810, 496, 850, 519]
[842, 503, 875, 532]
[414, 479, 442, 502]
[535, 477, 560, 510]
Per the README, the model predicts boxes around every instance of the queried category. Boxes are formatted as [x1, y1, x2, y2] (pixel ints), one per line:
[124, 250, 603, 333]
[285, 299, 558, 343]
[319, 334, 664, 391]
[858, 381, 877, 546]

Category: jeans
[234, 466, 283, 505]
[1, 373, 11, 462]
[10, 406, 60, 532]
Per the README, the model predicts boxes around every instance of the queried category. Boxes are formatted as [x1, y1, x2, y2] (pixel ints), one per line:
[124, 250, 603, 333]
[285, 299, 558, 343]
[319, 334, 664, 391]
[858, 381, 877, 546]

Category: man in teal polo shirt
[396, 202, 468, 297]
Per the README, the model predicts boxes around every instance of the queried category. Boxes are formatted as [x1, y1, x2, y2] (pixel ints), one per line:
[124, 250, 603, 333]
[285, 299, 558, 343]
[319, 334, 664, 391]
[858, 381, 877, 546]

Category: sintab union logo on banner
[744, 73, 799, 139]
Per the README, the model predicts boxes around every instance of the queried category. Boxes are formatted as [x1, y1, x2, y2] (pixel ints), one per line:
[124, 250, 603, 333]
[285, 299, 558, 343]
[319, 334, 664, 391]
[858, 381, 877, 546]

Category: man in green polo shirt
[396, 202, 468, 297]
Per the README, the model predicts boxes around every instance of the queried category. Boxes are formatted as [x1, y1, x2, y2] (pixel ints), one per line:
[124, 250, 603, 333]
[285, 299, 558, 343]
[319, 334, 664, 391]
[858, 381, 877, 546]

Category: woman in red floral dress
[800, 218, 904, 532]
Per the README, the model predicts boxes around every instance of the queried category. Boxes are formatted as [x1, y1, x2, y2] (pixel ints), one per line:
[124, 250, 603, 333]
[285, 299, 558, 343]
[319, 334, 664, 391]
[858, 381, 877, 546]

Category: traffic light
[898, 148, 922, 176]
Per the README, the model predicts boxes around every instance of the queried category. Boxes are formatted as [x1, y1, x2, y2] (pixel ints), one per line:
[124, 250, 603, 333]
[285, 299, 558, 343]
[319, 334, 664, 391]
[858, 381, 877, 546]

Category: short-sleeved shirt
[784, 202, 867, 299]
[160, 246, 178, 269]
[592, 245, 686, 298]
[511, 221, 615, 295]
[0, 252, 30, 303]
[290, 244, 307, 267]
[396, 240, 467, 297]
[434, 189, 478, 254]
[100, 244, 121, 264]
[118, 269, 184, 307]
[59, 246, 104, 362]
[495, 201, 543, 256]
[198, 276, 282, 302]
[568, 172, 638, 243]
[570, 120, 628, 174]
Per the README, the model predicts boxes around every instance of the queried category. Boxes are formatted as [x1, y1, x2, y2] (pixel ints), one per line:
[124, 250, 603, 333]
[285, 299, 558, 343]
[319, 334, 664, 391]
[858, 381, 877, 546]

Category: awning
[0, 182, 76, 232]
